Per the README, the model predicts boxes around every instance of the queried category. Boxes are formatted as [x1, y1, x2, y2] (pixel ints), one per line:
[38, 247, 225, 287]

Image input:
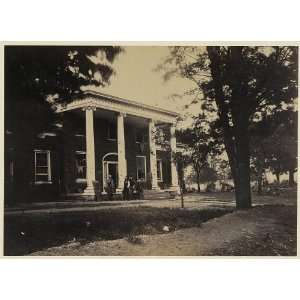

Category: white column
[83, 106, 96, 196]
[170, 124, 179, 189]
[149, 119, 159, 190]
[117, 112, 127, 191]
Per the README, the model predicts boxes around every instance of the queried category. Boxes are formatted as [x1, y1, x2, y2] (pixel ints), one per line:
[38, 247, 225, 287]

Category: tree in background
[250, 109, 297, 193]
[177, 113, 223, 192]
[159, 46, 298, 209]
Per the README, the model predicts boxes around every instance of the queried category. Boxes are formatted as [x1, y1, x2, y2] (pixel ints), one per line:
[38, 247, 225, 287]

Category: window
[136, 156, 146, 181]
[34, 150, 51, 183]
[157, 159, 163, 182]
[75, 151, 86, 179]
[107, 123, 117, 140]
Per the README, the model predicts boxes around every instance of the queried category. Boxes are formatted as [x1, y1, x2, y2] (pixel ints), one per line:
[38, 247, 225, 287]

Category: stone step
[143, 189, 175, 200]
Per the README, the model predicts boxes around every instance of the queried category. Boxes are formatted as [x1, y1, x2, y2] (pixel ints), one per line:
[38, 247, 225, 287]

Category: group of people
[122, 175, 144, 200]
[105, 175, 144, 201]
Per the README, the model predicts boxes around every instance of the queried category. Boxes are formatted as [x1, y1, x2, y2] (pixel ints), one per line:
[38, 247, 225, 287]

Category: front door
[103, 161, 118, 190]
[108, 162, 118, 189]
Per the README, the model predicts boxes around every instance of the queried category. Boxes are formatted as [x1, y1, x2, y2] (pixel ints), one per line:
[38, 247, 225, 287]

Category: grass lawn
[5, 206, 232, 256]
[4, 191, 297, 256]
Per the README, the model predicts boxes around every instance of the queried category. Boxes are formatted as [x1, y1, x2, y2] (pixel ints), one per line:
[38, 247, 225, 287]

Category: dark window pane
[108, 123, 117, 139]
[36, 174, 49, 182]
[36, 166, 48, 174]
[36, 152, 48, 166]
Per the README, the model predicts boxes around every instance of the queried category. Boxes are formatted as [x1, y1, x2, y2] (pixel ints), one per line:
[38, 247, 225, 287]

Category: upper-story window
[107, 123, 117, 140]
[34, 150, 51, 184]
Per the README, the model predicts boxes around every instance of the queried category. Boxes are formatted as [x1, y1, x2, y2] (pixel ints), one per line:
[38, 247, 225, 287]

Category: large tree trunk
[234, 136, 252, 209]
[257, 166, 263, 195]
[288, 169, 295, 186]
[275, 172, 280, 183]
[257, 175, 263, 195]
[196, 172, 201, 193]
[207, 46, 252, 209]
[225, 140, 252, 209]
[222, 122, 252, 209]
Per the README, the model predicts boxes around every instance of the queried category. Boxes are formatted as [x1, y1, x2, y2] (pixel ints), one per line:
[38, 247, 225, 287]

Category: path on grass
[30, 205, 297, 256]
[6, 191, 296, 216]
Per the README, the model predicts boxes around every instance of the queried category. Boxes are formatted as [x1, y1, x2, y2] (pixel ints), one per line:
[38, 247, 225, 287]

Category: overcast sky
[86, 46, 198, 114]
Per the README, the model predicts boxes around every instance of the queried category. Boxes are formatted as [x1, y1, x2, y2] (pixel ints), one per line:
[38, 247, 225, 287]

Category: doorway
[102, 153, 118, 192]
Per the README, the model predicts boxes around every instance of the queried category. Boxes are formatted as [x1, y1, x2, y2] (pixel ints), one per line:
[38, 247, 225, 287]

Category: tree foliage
[5, 46, 123, 139]
[250, 109, 297, 190]
[177, 113, 223, 192]
[159, 46, 298, 208]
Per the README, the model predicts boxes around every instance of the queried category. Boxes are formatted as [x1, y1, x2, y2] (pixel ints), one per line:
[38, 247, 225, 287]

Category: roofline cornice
[56, 91, 180, 124]
[82, 90, 180, 118]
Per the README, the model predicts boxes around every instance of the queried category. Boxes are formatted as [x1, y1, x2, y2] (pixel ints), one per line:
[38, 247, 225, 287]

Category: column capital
[148, 118, 158, 124]
[117, 112, 127, 118]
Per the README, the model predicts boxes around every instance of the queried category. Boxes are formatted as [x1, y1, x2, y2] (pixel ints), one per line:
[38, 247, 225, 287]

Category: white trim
[75, 150, 86, 154]
[157, 159, 163, 182]
[75, 178, 87, 183]
[136, 155, 147, 181]
[102, 152, 118, 162]
[34, 150, 52, 184]
[34, 181, 53, 185]
[55, 92, 178, 124]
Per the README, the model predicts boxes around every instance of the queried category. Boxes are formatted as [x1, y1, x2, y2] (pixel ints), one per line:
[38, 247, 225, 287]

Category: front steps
[143, 189, 176, 200]
[61, 189, 176, 201]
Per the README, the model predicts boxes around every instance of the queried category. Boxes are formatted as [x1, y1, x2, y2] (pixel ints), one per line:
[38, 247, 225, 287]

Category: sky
[85, 46, 198, 115]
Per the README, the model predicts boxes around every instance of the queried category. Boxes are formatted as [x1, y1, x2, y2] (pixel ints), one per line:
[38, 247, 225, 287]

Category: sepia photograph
[3, 44, 298, 256]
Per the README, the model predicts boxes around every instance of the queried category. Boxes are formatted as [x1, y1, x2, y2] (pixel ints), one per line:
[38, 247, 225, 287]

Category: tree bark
[232, 133, 252, 209]
[196, 172, 201, 193]
[207, 46, 252, 209]
[289, 169, 295, 186]
[257, 166, 263, 195]
[275, 172, 280, 183]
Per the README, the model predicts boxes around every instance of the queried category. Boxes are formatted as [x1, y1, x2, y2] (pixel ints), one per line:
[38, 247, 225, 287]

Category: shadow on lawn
[4, 206, 233, 256]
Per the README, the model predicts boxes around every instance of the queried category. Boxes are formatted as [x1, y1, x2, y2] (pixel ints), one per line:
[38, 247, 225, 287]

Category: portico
[56, 90, 180, 198]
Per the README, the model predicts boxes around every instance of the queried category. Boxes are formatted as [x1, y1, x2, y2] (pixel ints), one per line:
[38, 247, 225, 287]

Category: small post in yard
[177, 153, 185, 209]
[173, 148, 187, 209]
[180, 184, 184, 209]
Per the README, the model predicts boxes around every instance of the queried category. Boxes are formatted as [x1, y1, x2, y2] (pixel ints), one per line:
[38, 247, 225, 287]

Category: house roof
[82, 90, 180, 118]
[56, 90, 180, 124]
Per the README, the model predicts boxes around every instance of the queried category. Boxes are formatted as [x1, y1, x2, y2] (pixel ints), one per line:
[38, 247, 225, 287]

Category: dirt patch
[5, 206, 231, 256]
[206, 205, 297, 256]
[29, 205, 297, 256]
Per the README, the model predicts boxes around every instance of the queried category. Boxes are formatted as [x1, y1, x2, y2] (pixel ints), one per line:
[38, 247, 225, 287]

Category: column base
[83, 185, 96, 196]
[151, 185, 160, 190]
[115, 188, 124, 194]
[169, 185, 180, 192]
